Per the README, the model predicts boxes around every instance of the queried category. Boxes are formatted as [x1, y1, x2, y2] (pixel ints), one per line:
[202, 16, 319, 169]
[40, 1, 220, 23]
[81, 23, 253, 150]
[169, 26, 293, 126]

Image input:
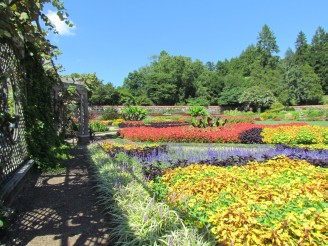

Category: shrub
[221, 115, 254, 124]
[102, 107, 119, 120]
[122, 106, 147, 121]
[239, 127, 263, 144]
[223, 109, 255, 117]
[304, 108, 325, 118]
[260, 111, 278, 120]
[268, 102, 285, 112]
[284, 112, 295, 120]
[187, 106, 209, 117]
[89, 121, 108, 132]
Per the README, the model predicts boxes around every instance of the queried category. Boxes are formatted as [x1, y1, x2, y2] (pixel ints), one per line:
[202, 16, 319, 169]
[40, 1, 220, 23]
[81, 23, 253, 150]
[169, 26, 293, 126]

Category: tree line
[77, 25, 328, 111]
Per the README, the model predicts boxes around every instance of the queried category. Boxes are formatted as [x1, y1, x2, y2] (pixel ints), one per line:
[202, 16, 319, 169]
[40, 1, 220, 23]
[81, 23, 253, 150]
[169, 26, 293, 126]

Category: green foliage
[295, 128, 319, 144]
[310, 27, 328, 94]
[89, 121, 108, 132]
[143, 116, 186, 124]
[22, 48, 66, 170]
[186, 97, 210, 106]
[90, 82, 120, 106]
[187, 106, 209, 117]
[269, 102, 285, 112]
[0, 1, 74, 170]
[300, 108, 326, 120]
[87, 144, 214, 245]
[122, 106, 147, 121]
[102, 107, 119, 120]
[191, 116, 227, 128]
[0, 0, 71, 61]
[284, 112, 299, 120]
[0, 201, 15, 241]
[239, 86, 276, 112]
[260, 111, 279, 120]
[115, 26, 326, 108]
[223, 109, 255, 117]
[256, 24, 280, 69]
[295, 31, 310, 64]
[152, 178, 169, 201]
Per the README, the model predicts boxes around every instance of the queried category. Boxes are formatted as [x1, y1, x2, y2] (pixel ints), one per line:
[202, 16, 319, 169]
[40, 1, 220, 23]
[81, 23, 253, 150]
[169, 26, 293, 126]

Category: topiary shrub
[239, 128, 263, 144]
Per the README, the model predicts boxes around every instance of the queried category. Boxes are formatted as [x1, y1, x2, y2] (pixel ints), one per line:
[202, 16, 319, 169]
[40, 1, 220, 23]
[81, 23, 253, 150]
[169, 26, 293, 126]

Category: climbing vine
[0, 0, 72, 170]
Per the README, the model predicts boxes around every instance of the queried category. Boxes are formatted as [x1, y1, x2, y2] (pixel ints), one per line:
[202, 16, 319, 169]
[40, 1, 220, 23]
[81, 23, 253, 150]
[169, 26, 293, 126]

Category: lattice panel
[0, 41, 28, 186]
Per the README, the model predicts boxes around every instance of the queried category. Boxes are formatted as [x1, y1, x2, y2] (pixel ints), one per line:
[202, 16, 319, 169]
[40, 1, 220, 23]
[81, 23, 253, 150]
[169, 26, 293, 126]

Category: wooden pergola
[53, 78, 90, 144]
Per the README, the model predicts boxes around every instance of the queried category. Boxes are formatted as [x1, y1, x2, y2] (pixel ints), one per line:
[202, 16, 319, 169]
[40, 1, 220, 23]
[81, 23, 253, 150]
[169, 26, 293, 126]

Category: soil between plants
[1, 145, 113, 246]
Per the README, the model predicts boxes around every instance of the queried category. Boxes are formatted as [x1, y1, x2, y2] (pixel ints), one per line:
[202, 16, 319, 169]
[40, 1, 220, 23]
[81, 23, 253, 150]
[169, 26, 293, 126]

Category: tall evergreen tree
[295, 31, 310, 65]
[310, 27, 328, 93]
[256, 24, 280, 69]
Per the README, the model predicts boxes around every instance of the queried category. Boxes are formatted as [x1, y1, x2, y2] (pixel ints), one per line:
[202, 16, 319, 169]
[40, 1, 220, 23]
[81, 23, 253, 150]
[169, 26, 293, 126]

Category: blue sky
[46, 0, 328, 87]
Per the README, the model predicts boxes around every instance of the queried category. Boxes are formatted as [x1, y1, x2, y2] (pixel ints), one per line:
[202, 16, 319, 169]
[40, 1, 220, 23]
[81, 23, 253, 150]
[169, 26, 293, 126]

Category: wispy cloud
[46, 10, 75, 36]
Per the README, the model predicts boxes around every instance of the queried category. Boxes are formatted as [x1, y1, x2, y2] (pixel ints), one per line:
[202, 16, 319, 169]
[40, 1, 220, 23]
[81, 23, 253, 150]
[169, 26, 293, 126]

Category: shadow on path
[3, 145, 112, 246]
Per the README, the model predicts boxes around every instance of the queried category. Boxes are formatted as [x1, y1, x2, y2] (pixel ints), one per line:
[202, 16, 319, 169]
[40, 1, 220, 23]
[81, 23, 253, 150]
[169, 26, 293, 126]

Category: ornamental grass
[153, 156, 327, 245]
[87, 144, 215, 245]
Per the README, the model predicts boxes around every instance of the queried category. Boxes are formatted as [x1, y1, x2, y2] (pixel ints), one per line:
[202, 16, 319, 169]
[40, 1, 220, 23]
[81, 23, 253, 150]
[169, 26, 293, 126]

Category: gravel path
[2, 145, 112, 246]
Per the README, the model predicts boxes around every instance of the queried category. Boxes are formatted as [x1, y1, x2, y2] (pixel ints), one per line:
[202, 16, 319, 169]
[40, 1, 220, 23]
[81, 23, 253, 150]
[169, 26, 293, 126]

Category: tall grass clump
[87, 144, 215, 245]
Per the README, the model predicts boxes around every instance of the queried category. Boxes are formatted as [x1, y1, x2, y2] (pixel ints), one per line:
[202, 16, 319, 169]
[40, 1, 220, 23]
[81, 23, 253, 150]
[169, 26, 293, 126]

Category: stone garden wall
[93, 105, 235, 115]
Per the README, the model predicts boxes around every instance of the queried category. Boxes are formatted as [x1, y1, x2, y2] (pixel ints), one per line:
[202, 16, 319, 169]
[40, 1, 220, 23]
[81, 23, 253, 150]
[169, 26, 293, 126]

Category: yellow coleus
[101, 141, 160, 152]
[159, 156, 328, 245]
[261, 125, 328, 145]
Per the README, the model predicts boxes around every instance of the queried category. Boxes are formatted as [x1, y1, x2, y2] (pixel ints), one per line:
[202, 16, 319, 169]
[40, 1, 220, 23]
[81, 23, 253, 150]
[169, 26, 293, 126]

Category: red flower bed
[117, 122, 309, 143]
[117, 123, 252, 143]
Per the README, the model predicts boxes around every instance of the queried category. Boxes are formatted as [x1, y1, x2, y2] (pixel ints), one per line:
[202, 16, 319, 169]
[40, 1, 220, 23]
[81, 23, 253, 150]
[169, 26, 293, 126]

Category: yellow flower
[303, 209, 312, 215]
[196, 221, 204, 229]
[297, 200, 303, 208]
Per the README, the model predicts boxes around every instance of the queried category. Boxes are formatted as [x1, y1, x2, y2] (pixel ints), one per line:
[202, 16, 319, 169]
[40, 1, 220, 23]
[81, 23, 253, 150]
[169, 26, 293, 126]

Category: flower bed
[88, 144, 215, 245]
[118, 121, 145, 128]
[262, 125, 328, 146]
[100, 141, 328, 181]
[153, 156, 328, 245]
[101, 141, 167, 159]
[117, 123, 309, 143]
